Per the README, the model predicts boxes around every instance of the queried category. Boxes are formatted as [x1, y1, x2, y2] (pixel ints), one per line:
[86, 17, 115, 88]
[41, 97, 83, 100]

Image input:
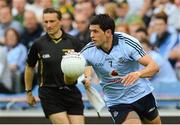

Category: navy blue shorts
[39, 86, 84, 118]
[108, 93, 159, 123]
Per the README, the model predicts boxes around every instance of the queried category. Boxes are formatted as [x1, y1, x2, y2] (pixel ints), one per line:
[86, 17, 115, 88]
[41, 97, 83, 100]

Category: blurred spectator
[115, 0, 142, 25]
[127, 0, 144, 13]
[0, 0, 7, 43]
[169, 43, 180, 80]
[61, 12, 78, 36]
[21, 10, 43, 50]
[104, 2, 117, 19]
[57, 0, 74, 14]
[0, 6, 23, 44]
[168, 0, 180, 31]
[4, 28, 27, 93]
[128, 21, 145, 37]
[25, 0, 43, 22]
[115, 23, 129, 34]
[27, 0, 54, 22]
[74, 2, 84, 15]
[40, 0, 53, 9]
[135, 27, 149, 40]
[140, 37, 178, 84]
[169, 44, 180, 61]
[74, 13, 91, 47]
[82, 1, 96, 19]
[12, 0, 27, 24]
[0, 44, 13, 94]
[95, 0, 109, 14]
[138, 0, 155, 27]
[0, 0, 7, 9]
[153, 0, 176, 16]
[150, 11, 179, 60]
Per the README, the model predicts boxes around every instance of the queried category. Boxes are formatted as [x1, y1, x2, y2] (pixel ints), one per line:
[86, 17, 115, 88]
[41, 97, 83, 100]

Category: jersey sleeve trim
[80, 42, 95, 53]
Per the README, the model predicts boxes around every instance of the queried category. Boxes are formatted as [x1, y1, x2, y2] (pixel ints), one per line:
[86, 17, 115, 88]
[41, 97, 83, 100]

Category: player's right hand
[82, 76, 91, 89]
[26, 93, 36, 106]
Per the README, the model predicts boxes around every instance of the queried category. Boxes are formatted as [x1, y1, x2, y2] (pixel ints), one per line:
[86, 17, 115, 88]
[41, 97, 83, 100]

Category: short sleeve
[72, 37, 84, 52]
[80, 43, 94, 66]
[124, 37, 146, 61]
[26, 42, 39, 67]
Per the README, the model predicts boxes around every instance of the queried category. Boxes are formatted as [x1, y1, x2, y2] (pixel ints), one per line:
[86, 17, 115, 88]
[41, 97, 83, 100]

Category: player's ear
[105, 29, 112, 36]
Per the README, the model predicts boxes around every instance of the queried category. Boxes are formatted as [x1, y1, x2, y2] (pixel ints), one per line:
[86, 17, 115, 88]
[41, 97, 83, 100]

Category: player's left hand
[121, 72, 141, 86]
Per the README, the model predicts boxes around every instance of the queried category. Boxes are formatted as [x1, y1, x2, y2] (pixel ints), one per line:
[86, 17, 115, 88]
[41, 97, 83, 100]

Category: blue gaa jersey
[81, 32, 154, 107]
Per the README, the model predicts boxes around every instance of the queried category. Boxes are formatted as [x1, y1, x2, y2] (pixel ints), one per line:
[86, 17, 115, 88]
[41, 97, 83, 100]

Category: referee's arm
[24, 65, 36, 106]
[25, 65, 35, 91]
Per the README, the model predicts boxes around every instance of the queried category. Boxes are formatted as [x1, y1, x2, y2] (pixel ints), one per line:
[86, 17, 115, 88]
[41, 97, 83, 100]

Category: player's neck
[49, 30, 62, 39]
[101, 36, 113, 52]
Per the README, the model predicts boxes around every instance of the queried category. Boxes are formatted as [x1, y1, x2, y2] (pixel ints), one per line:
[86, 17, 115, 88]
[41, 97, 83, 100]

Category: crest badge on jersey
[118, 57, 127, 63]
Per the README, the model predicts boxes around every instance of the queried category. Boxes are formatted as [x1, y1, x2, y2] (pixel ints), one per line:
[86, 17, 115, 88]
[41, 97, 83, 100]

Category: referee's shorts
[38, 86, 84, 118]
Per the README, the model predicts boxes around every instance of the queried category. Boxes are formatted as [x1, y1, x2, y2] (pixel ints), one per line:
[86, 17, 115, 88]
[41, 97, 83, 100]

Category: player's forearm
[138, 61, 159, 78]
[25, 65, 35, 91]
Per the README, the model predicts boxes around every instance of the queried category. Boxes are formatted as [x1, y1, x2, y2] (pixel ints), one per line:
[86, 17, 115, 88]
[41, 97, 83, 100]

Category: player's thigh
[133, 93, 161, 124]
[68, 114, 85, 124]
[109, 104, 138, 124]
[142, 114, 161, 124]
[49, 112, 69, 124]
[123, 111, 141, 124]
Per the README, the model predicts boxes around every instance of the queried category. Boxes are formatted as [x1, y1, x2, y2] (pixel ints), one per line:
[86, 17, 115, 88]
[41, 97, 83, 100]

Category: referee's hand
[26, 92, 37, 106]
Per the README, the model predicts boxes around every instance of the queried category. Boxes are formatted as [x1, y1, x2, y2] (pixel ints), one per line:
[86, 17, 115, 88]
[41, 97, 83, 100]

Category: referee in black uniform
[24, 8, 84, 124]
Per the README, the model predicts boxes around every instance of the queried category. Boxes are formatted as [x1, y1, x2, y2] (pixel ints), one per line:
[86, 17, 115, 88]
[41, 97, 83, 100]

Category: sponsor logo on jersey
[94, 63, 103, 67]
[42, 54, 50, 58]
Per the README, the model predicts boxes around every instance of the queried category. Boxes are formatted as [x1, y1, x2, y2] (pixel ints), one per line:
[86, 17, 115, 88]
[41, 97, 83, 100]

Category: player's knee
[142, 115, 161, 124]
[68, 115, 85, 124]
[49, 112, 70, 124]
[123, 111, 141, 124]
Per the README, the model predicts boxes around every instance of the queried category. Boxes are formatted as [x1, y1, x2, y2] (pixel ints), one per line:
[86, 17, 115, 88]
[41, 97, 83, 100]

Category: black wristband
[26, 89, 32, 93]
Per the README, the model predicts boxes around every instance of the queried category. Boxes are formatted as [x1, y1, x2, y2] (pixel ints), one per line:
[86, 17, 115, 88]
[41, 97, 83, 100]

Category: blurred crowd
[0, 0, 179, 94]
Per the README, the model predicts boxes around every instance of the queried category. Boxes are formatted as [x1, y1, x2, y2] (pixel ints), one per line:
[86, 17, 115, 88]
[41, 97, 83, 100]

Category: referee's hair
[43, 8, 62, 20]
[90, 14, 115, 34]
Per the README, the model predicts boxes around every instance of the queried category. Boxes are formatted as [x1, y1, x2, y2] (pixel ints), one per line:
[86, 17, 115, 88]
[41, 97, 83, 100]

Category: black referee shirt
[26, 31, 83, 87]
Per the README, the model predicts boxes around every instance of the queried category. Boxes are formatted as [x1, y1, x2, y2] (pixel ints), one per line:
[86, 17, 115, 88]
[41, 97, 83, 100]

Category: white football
[61, 52, 86, 79]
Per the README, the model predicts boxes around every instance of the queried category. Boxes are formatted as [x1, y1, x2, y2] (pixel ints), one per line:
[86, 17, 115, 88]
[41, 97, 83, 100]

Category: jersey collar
[99, 34, 119, 54]
[46, 29, 67, 41]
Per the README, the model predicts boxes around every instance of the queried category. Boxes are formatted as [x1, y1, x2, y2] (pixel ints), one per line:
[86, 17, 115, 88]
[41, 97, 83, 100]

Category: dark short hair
[5, 28, 20, 43]
[43, 8, 62, 20]
[90, 14, 115, 34]
[135, 27, 148, 35]
[140, 37, 155, 49]
[154, 11, 168, 24]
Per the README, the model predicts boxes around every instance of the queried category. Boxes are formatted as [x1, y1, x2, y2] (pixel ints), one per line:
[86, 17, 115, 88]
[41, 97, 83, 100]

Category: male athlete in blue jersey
[81, 14, 161, 124]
